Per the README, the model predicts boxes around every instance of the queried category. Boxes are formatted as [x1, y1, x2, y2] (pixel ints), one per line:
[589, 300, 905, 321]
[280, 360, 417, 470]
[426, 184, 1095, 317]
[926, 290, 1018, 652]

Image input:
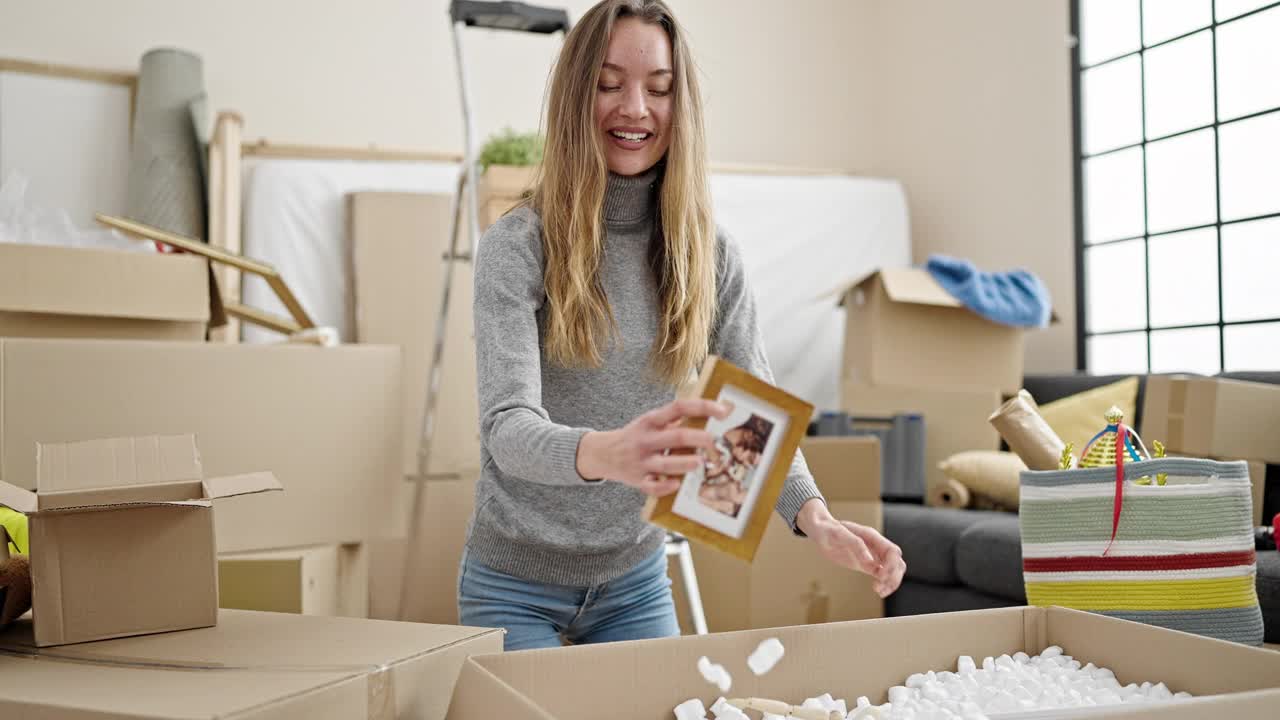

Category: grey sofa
[881, 372, 1280, 644]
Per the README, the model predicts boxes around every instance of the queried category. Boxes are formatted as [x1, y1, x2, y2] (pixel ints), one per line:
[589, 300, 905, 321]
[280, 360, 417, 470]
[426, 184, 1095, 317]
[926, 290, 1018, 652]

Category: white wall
[861, 0, 1076, 373]
[0, 0, 874, 171]
[1, 0, 1074, 371]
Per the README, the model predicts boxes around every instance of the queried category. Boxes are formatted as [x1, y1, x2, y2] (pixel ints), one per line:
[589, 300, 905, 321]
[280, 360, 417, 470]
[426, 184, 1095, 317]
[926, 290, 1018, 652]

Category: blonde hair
[528, 0, 716, 386]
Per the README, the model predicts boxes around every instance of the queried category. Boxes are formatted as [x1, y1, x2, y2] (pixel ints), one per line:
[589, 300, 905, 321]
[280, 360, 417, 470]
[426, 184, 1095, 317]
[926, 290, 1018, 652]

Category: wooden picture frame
[644, 355, 814, 563]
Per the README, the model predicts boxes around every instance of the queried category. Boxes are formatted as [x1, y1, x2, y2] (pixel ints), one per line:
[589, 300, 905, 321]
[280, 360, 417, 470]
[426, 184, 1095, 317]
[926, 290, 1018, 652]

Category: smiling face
[594, 17, 674, 176]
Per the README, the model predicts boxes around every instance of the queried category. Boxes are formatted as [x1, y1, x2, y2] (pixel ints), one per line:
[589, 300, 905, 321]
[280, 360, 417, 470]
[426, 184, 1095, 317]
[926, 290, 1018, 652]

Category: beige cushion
[1039, 377, 1141, 454]
[938, 450, 1026, 509]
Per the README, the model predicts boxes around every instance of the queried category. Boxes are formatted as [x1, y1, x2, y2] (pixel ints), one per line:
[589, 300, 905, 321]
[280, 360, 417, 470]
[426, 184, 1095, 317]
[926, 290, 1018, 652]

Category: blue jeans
[457, 546, 680, 651]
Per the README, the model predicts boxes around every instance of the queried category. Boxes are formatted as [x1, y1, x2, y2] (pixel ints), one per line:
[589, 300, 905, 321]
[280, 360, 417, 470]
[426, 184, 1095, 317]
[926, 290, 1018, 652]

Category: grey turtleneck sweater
[467, 167, 823, 587]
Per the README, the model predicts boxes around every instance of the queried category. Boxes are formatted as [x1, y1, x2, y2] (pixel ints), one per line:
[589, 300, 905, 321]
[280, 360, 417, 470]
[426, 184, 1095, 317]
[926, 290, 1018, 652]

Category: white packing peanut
[697, 656, 732, 694]
[673, 698, 706, 720]
[747, 637, 786, 676]
[713, 703, 748, 720]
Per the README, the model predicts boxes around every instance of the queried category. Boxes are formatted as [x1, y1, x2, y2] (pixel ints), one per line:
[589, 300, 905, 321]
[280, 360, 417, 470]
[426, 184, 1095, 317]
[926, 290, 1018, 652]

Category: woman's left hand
[796, 498, 905, 598]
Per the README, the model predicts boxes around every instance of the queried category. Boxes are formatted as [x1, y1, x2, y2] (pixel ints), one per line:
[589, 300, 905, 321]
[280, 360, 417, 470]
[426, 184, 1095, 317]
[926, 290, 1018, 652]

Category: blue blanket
[925, 254, 1052, 328]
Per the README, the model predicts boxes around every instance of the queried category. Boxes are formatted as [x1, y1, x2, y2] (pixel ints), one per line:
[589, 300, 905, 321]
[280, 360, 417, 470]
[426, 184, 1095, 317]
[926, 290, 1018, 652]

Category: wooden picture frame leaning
[644, 355, 814, 563]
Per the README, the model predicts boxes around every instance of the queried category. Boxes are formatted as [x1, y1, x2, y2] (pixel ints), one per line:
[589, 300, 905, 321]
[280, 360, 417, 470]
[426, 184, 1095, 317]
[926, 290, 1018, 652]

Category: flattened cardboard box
[1142, 374, 1280, 465]
[0, 242, 209, 341]
[838, 268, 1055, 396]
[219, 542, 369, 617]
[370, 473, 477, 625]
[842, 381, 1001, 501]
[0, 434, 279, 646]
[349, 191, 481, 480]
[0, 609, 503, 720]
[0, 338, 402, 553]
[674, 437, 883, 633]
[449, 607, 1280, 720]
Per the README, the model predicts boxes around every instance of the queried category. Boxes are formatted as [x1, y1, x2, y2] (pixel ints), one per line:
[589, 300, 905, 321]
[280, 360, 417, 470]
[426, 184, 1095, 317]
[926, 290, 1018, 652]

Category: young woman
[461, 0, 905, 651]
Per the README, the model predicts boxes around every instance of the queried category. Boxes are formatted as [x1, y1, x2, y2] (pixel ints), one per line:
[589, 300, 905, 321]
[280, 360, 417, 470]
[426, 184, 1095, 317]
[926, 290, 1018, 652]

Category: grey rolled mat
[125, 47, 207, 242]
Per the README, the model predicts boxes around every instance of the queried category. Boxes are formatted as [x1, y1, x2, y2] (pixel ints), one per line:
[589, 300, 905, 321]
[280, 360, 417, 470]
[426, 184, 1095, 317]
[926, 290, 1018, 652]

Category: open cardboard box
[0, 434, 280, 646]
[449, 607, 1280, 719]
[0, 242, 209, 340]
[0, 609, 503, 720]
[838, 268, 1056, 397]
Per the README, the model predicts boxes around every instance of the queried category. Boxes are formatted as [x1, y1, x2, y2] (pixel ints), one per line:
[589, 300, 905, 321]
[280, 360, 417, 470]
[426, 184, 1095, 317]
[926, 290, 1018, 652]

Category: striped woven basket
[1020, 457, 1263, 645]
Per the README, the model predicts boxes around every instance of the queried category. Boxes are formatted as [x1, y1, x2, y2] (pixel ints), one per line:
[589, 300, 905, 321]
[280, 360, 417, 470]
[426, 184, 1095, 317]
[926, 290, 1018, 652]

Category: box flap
[879, 267, 964, 308]
[35, 480, 209, 511]
[203, 471, 283, 500]
[828, 266, 1060, 322]
[0, 243, 209, 322]
[819, 268, 883, 305]
[0, 480, 37, 513]
[37, 435, 204, 494]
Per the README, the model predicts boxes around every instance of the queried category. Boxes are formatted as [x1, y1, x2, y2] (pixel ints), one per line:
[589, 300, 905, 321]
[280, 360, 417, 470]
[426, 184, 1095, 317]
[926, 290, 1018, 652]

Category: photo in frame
[644, 355, 814, 562]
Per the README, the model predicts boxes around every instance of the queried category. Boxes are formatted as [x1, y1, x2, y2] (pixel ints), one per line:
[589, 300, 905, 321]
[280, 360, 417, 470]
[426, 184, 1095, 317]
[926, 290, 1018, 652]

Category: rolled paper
[988, 389, 1068, 471]
[929, 477, 971, 509]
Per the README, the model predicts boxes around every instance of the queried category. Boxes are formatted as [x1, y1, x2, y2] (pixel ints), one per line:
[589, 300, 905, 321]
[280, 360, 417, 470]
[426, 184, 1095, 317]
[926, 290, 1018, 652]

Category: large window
[1073, 0, 1280, 374]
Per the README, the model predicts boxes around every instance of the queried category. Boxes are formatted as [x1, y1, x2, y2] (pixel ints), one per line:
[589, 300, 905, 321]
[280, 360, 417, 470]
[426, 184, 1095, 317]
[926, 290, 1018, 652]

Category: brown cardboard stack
[0, 434, 280, 646]
[672, 436, 883, 633]
[0, 195, 408, 626]
[449, 607, 1280, 719]
[838, 268, 1039, 502]
[0, 243, 209, 340]
[1142, 374, 1280, 525]
[0, 609, 502, 720]
[0, 339, 402, 556]
[218, 543, 369, 617]
[349, 191, 480, 623]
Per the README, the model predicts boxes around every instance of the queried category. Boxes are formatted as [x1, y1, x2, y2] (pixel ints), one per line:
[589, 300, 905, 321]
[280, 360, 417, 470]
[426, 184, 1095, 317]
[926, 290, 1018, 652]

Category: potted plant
[477, 128, 542, 230]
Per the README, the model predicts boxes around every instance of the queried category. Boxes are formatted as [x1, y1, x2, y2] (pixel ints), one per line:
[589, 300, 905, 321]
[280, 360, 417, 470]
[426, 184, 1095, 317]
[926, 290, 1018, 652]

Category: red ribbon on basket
[1103, 424, 1129, 557]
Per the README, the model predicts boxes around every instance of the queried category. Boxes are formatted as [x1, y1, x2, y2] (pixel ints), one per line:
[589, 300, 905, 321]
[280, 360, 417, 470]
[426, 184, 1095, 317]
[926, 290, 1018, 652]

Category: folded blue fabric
[925, 254, 1052, 328]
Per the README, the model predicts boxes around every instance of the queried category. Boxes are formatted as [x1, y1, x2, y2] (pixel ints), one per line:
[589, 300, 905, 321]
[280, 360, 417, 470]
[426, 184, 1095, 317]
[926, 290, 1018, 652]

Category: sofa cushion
[884, 504, 1010, 586]
[885, 579, 1022, 617]
[1258, 550, 1280, 644]
[955, 515, 1027, 602]
[1022, 373, 1149, 428]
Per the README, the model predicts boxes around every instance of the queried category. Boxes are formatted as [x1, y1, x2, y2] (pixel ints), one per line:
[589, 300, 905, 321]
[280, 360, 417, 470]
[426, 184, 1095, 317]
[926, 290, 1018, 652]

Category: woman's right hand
[576, 398, 731, 496]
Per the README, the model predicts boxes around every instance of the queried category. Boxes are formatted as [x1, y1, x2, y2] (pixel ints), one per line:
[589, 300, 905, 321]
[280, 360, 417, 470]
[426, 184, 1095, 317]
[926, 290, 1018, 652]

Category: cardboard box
[839, 268, 1049, 396]
[349, 191, 480, 479]
[449, 607, 1280, 720]
[676, 437, 883, 633]
[369, 473, 477, 624]
[1142, 374, 1280, 465]
[0, 338, 402, 553]
[842, 381, 1001, 502]
[0, 608, 503, 720]
[0, 434, 280, 646]
[218, 542, 369, 617]
[0, 242, 209, 341]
